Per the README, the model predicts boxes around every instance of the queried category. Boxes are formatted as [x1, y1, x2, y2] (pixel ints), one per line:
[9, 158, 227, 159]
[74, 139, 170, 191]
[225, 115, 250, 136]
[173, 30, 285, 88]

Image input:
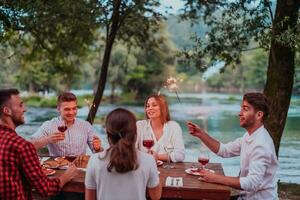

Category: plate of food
[42, 168, 56, 176]
[157, 160, 163, 166]
[43, 157, 69, 169]
[54, 157, 70, 165]
[185, 168, 215, 176]
[43, 160, 59, 169]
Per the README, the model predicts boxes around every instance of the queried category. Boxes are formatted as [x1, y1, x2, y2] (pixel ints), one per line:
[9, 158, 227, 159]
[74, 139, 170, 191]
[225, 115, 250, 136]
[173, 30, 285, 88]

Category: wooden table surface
[50, 162, 230, 200]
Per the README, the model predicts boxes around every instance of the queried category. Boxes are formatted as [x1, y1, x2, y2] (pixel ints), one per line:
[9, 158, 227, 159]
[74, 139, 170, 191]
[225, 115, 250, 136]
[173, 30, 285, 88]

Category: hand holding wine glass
[47, 132, 65, 143]
[57, 120, 67, 157]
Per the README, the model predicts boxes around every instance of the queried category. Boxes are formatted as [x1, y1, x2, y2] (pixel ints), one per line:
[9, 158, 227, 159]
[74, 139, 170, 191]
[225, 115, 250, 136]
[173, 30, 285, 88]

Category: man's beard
[12, 115, 25, 127]
[240, 118, 255, 129]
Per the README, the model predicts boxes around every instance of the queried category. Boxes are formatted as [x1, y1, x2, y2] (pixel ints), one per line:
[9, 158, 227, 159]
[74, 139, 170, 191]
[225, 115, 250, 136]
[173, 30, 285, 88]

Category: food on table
[73, 155, 90, 168]
[43, 157, 69, 168]
[42, 167, 56, 176]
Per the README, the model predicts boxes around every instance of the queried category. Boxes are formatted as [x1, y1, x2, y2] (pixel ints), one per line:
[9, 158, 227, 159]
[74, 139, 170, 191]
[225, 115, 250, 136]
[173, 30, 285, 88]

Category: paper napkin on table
[165, 176, 183, 187]
[40, 157, 50, 165]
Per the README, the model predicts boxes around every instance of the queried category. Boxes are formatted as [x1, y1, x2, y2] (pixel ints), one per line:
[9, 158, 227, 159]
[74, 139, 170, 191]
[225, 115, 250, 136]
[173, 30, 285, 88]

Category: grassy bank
[22, 93, 146, 108]
[23, 94, 100, 108]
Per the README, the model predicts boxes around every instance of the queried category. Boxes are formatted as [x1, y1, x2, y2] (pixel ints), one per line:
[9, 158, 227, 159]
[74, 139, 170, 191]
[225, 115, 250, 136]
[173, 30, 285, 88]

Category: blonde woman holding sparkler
[136, 94, 185, 164]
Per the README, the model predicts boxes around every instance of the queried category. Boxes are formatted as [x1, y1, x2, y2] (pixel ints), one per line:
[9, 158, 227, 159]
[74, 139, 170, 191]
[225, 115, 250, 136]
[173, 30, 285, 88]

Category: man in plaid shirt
[0, 88, 79, 200]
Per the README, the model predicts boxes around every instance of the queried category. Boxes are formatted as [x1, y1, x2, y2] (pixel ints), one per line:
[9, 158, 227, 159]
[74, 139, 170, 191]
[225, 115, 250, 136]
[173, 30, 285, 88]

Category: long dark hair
[105, 108, 138, 173]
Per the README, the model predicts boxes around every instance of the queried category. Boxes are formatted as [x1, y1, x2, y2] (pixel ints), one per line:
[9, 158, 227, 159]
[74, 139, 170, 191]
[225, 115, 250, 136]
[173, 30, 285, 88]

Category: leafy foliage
[205, 49, 268, 92]
[0, 0, 100, 92]
[179, 0, 299, 69]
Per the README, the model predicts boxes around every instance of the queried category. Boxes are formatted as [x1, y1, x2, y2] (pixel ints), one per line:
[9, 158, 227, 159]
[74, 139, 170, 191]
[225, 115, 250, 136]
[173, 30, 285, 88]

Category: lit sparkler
[164, 77, 182, 103]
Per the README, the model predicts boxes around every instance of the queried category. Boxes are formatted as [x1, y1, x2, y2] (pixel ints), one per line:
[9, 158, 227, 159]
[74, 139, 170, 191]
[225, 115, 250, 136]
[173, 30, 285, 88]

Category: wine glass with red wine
[198, 150, 210, 170]
[58, 125, 67, 132]
[57, 120, 67, 157]
[142, 132, 154, 151]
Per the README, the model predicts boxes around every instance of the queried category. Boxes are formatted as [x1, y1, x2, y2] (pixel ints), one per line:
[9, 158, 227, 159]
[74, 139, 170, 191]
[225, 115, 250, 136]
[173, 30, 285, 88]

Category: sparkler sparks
[164, 77, 182, 103]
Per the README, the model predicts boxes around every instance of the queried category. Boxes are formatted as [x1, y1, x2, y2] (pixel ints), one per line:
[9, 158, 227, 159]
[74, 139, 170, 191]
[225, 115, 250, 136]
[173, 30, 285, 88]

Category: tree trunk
[86, 1, 121, 124]
[264, 0, 300, 157]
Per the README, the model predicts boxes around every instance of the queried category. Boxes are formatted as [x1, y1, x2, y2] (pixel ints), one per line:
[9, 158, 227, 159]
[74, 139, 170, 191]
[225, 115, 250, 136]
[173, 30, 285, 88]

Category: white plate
[185, 168, 215, 176]
[43, 163, 59, 169]
[40, 157, 50, 165]
[59, 165, 69, 170]
[54, 157, 65, 162]
[157, 160, 163, 166]
[77, 167, 86, 172]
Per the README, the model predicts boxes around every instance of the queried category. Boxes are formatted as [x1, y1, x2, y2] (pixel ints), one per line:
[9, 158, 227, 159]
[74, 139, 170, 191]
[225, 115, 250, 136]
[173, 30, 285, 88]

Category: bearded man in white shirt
[187, 93, 278, 200]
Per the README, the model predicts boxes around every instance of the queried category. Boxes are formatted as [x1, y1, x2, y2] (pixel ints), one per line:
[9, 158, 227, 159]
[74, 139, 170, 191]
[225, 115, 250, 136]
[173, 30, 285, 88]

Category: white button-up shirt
[217, 125, 278, 200]
[136, 120, 185, 162]
[32, 117, 98, 156]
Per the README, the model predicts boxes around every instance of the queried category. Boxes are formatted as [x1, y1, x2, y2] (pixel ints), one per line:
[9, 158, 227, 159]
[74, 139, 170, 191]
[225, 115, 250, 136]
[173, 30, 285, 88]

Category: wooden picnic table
[51, 162, 231, 200]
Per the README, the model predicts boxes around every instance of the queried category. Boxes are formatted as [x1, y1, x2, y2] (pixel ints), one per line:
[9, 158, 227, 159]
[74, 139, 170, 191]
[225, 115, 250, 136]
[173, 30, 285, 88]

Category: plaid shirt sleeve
[19, 141, 61, 197]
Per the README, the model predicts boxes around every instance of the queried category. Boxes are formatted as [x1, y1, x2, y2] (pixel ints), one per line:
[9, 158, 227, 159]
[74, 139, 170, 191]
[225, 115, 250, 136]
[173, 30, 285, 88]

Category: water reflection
[18, 96, 300, 183]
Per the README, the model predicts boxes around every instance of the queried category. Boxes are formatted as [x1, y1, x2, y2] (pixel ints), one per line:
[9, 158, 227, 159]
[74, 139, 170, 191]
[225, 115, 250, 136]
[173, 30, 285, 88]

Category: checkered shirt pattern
[0, 125, 61, 200]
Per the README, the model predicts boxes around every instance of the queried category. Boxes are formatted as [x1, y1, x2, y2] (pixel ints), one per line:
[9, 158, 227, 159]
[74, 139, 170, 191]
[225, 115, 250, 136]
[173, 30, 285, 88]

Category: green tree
[181, 0, 300, 155]
[0, 0, 99, 92]
[108, 44, 136, 102]
[294, 53, 300, 94]
[243, 50, 268, 90]
[87, 0, 164, 123]
[205, 50, 268, 92]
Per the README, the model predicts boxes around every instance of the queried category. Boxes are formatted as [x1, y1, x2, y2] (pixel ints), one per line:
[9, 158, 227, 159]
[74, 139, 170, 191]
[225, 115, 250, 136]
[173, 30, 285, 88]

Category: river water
[17, 93, 300, 183]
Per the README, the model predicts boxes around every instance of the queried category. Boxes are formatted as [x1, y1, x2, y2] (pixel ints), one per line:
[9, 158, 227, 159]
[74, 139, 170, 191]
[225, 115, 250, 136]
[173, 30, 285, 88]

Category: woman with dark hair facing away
[85, 108, 162, 200]
[137, 94, 185, 162]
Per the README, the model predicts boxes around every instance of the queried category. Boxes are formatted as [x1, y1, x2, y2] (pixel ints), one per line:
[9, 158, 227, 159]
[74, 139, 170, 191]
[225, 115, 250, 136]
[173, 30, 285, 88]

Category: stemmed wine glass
[142, 132, 154, 152]
[57, 120, 67, 157]
[163, 145, 174, 169]
[198, 150, 210, 170]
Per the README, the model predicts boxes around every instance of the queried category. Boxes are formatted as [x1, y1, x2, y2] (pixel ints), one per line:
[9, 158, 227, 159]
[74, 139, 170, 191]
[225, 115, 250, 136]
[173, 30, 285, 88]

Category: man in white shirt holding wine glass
[30, 92, 103, 157]
[187, 93, 278, 200]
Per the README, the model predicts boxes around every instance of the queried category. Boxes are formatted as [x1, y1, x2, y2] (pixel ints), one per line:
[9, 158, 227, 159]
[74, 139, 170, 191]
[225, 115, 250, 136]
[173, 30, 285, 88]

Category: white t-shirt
[217, 125, 278, 200]
[85, 150, 160, 200]
[136, 120, 185, 162]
